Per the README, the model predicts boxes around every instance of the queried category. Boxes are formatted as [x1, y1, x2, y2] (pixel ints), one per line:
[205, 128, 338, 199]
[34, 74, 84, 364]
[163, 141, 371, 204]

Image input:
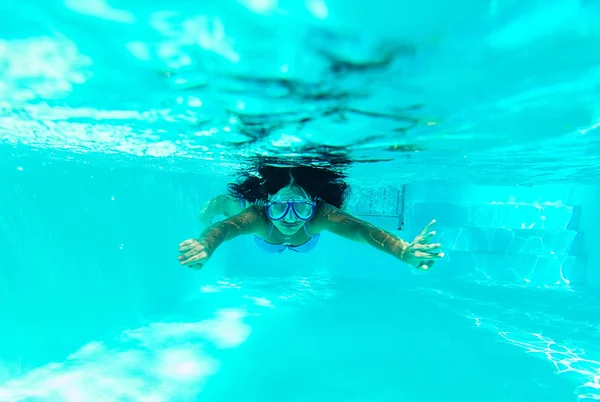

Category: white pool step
[435, 250, 584, 285]
[435, 226, 581, 256]
[407, 201, 578, 231]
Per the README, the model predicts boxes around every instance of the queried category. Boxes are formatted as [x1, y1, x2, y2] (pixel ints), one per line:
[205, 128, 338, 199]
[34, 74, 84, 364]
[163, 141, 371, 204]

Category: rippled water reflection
[418, 279, 600, 400]
[1, 0, 600, 184]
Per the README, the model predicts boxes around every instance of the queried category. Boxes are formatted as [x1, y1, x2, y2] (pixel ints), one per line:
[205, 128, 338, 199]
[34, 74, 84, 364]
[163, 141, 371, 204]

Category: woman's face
[267, 185, 313, 235]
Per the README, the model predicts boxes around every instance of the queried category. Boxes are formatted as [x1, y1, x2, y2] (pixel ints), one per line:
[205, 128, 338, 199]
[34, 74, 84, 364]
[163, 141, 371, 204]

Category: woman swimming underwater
[178, 163, 443, 270]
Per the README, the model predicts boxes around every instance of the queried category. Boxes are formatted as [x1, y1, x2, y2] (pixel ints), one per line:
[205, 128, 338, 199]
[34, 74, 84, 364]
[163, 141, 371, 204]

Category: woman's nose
[283, 211, 296, 222]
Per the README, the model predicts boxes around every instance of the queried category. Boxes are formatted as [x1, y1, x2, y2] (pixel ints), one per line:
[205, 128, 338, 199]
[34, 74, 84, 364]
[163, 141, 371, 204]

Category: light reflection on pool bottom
[416, 280, 600, 401]
[0, 312, 239, 401]
[0, 275, 337, 402]
[0, 275, 598, 401]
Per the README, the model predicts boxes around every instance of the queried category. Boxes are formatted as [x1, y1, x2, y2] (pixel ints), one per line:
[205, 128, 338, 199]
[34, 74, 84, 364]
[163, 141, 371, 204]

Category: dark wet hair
[227, 161, 349, 209]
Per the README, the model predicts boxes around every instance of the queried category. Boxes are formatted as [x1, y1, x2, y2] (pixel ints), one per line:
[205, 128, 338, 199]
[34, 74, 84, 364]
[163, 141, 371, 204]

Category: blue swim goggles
[265, 200, 316, 221]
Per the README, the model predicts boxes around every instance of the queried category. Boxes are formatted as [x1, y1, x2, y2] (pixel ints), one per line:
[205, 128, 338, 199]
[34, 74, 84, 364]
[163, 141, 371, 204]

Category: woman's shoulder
[307, 202, 339, 233]
[240, 204, 272, 236]
[315, 202, 341, 217]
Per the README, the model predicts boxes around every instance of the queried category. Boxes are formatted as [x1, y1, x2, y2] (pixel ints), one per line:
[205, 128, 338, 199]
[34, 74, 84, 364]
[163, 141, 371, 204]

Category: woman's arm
[203, 207, 262, 244]
[313, 203, 409, 258]
[179, 207, 264, 268]
[198, 194, 245, 226]
[311, 203, 443, 269]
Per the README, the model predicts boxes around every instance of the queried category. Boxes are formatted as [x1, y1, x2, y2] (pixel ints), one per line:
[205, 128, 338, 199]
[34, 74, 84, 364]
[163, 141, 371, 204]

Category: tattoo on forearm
[200, 222, 228, 251]
[200, 212, 256, 251]
[320, 204, 408, 258]
[365, 227, 406, 256]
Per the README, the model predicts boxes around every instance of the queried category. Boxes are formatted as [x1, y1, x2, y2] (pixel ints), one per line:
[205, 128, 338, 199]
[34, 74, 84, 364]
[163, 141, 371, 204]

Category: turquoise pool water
[2, 263, 600, 401]
[2, 0, 600, 401]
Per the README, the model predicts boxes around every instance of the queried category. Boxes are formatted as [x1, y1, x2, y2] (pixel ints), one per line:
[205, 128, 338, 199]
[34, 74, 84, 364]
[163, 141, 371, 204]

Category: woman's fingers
[414, 242, 441, 251]
[413, 250, 444, 259]
[179, 240, 204, 254]
[178, 247, 201, 260]
[417, 260, 435, 270]
[177, 238, 210, 267]
[178, 243, 207, 262]
[179, 239, 194, 247]
[416, 231, 436, 243]
[179, 250, 204, 263]
[416, 220, 436, 239]
[179, 250, 208, 265]
[179, 239, 196, 252]
[189, 262, 204, 270]
[404, 226, 444, 269]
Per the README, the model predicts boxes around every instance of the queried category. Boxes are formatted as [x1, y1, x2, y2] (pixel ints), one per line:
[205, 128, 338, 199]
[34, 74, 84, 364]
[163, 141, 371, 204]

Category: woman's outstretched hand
[178, 238, 212, 269]
[399, 220, 444, 271]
